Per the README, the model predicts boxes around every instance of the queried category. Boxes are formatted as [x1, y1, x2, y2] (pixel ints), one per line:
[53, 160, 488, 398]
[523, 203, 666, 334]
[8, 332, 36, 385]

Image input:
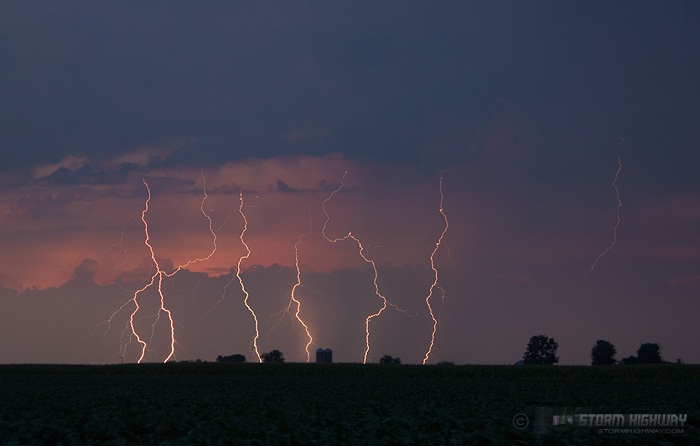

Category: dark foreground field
[0, 363, 698, 445]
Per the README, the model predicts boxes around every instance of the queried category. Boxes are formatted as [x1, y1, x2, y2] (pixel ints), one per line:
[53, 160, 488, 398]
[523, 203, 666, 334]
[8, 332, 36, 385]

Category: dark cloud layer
[2, 2, 699, 175]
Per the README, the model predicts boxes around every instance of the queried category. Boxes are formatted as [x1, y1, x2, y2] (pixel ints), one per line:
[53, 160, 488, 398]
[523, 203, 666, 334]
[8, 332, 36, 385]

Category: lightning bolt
[126, 179, 175, 363]
[322, 172, 393, 364]
[422, 170, 449, 364]
[587, 141, 623, 274]
[222, 190, 262, 362]
[103, 173, 218, 363]
[268, 210, 315, 361]
[194, 188, 262, 362]
[291, 232, 315, 361]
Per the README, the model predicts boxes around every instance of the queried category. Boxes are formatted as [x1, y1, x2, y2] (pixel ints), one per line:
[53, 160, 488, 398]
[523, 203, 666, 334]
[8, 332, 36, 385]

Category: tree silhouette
[216, 354, 246, 363]
[591, 340, 616, 365]
[637, 343, 663, 364]
[379, 354, 401, 364]
[261, 349, 285, 363]
[523, 335, 559, 365]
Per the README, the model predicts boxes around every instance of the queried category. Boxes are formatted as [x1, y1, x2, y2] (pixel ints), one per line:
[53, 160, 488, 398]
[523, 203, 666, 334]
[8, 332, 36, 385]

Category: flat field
[0, 363, 697, 445]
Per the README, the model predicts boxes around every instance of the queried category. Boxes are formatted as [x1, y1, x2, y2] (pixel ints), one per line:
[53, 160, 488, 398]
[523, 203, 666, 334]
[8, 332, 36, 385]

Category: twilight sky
[1, 2, 699, 365]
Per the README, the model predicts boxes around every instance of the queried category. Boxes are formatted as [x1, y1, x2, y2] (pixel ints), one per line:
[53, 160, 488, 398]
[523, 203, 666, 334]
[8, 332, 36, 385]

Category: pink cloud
[0, 154, 453, 291]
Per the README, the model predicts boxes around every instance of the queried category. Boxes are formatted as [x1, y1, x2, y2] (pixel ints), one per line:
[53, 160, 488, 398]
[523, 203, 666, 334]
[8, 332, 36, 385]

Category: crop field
[0, 363, 698, 445]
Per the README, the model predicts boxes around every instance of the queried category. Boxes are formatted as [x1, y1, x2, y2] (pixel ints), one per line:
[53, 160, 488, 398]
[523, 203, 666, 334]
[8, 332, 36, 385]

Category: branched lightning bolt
[587, 142, 623, 274]
[281, 212, 315, 361]
[322, 172, 392, 364]
[128, 179, 175, 363]
[197, 189, 262, 362]
[423, 170, 449, 364]
[103, 173, 218, 363]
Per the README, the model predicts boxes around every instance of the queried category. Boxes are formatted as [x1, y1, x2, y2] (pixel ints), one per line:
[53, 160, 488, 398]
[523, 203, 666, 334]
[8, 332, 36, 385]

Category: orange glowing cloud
[0, 152, 458, 292]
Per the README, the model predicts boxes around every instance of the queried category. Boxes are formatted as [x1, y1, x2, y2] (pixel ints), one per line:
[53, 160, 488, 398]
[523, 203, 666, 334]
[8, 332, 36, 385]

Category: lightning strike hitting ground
[103, 174, 218, 363]
[422, 171, 449, 364]
[195, 189, 262, 362]
[102, 171, 448, 364]
[587, 142, 624, 274]
[232, 190, 262, 362]
[197, 190, 262, 362]
[272, 212, 315, 362]
[322, 172, 394, 364]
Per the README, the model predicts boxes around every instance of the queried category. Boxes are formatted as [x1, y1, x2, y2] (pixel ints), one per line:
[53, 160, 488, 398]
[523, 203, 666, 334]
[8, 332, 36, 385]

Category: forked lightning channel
[105, 174, 217, 363]
[103, 170, 452, 364]
[267, 208, 315, 362]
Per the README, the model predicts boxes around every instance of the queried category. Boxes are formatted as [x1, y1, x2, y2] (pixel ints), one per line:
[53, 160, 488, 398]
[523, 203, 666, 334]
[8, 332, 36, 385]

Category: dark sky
[1, 2, 699, 365]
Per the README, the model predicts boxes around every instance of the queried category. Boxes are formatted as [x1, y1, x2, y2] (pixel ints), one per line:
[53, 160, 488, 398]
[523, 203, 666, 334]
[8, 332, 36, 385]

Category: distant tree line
[216, 354, 246, 363]
[216, 350, 286, 363]
[520, 334, 679, 366]
[590, 339, 678, 365]
[214, 338, 682, 366]
[379, 354, 401, 364]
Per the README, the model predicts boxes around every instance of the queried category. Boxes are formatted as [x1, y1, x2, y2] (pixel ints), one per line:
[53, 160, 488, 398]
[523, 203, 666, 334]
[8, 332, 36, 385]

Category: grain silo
[316, 348, 332, 363]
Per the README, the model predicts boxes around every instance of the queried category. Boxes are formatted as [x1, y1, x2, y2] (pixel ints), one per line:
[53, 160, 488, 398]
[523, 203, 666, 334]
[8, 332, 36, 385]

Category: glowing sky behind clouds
[1, 2, 699, 364]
